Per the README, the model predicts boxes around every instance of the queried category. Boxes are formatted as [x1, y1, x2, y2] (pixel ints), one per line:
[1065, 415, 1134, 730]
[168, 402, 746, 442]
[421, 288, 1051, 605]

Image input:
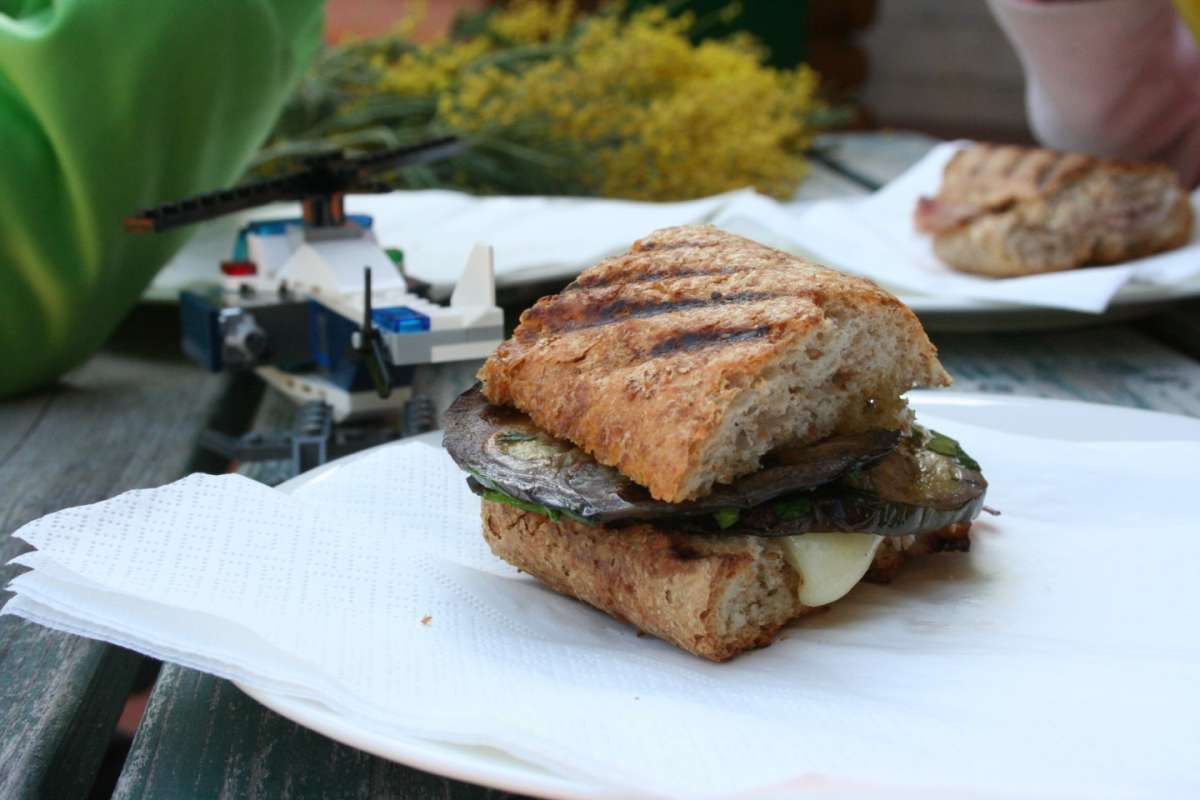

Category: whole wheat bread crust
[481, 500, 971, 662]
[478, 225, 950, 502]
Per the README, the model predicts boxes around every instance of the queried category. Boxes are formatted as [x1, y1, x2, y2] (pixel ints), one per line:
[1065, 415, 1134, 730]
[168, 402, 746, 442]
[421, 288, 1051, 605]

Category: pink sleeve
[987, 0, 1200, 187]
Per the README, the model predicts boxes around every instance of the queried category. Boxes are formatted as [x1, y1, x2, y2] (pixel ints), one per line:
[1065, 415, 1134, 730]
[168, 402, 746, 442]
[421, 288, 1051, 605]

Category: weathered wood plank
[116, 363, 517, 799]
[113, 666, 516, 800]
[933, 325, 1200, 417]
[0, 307, 232, 799]
[1138, 299, 1200, 364]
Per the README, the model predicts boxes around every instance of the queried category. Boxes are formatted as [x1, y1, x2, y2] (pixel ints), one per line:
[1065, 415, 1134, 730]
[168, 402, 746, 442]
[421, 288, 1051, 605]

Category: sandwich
[915, 143, 1193, 277]
[444, 225, 988, 661]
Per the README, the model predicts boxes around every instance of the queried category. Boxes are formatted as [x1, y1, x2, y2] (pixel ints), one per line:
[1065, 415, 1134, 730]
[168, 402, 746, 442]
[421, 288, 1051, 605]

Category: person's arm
[988, 0, 1200, 187]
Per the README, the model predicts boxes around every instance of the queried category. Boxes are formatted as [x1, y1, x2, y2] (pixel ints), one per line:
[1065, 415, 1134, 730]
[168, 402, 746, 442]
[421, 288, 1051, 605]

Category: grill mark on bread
[1032, 150, 1058, 189]
[1001, 148, 1028, 179]
[647, 324, 772, 358]
[523, 290, 777, 334]
[631, 236, 718, 254]
[567, 262, 763, 292]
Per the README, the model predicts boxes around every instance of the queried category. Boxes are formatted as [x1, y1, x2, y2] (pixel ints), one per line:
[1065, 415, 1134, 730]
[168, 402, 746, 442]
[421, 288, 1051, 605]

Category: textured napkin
[6, 413, 1200, 798]
[713, 142, 1200, 313]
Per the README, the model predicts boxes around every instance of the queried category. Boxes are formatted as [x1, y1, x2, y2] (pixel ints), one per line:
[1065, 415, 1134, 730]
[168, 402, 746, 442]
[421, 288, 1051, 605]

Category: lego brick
[466, 325, 505, 344]
[179, 290, 224, 372]
[372, 305, 430, 333]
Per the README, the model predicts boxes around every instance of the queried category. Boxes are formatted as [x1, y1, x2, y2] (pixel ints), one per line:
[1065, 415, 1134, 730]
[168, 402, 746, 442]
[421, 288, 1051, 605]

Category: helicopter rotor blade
[124, 172, 307, 233]
[340, 136, 465, 186]
[124, 135, 465, 234]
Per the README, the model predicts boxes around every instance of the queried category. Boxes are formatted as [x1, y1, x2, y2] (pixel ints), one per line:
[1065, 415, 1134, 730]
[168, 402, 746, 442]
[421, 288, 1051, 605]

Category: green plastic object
[0, 0, 324, 397]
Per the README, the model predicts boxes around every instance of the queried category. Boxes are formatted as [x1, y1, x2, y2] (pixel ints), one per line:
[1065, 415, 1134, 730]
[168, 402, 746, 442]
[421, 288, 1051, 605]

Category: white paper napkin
[6, 416, 1200, 798]
[150, 189, 756, 299]
[715, 142, 1200, 313]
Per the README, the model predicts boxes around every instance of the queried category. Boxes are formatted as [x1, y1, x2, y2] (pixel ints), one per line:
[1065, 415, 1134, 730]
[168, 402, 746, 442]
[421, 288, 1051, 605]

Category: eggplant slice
[444, 385, 986, 536]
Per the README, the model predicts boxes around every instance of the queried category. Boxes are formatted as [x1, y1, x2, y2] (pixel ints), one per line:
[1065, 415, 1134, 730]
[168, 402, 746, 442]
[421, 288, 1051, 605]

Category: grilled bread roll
[478, 225, 950, 503]
[482, 500, 970, 662]
[915, 143, 1193, 277]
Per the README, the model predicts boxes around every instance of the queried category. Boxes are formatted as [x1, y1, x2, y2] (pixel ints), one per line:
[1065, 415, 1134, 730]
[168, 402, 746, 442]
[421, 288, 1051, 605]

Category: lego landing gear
[200, 394, 436, 479]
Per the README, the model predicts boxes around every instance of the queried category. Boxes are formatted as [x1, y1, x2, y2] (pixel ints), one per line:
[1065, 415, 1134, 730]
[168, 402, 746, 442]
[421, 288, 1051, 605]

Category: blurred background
[326, 0, 1032, 141]
[4, 0, 1054, 401]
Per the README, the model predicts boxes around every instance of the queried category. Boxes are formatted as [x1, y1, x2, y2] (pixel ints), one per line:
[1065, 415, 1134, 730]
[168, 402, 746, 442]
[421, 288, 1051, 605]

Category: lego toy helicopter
[126, 137, 504, 471]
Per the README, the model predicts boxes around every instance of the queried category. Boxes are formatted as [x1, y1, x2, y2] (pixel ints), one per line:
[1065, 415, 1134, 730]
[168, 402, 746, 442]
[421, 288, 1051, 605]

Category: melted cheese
[780, 533, 884, 607]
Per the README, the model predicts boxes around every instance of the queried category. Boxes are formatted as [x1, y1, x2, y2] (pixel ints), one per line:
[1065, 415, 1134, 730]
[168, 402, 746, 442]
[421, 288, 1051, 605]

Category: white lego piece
[256, 366, 410, 422]
[279, 238, 405, 299]
[450, 243, 496, 308]
[247, 229, 295, 281]
[430, 340, 503, 362]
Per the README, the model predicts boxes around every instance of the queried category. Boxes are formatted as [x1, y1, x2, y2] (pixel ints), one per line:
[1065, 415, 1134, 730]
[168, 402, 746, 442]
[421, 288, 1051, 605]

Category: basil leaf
[954, 448, 981, 472]
[772, 496, 812, 520]
[714, 508, 741, 529]
[926, 430, 981, 471]
[495, 431, 537, 444]
[482, 488, 561, 521]
[925, 432, 960, 457]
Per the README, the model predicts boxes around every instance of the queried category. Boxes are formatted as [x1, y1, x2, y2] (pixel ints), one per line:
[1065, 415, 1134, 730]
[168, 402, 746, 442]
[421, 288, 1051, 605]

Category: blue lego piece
[372, 306, 430, 334]
[232, 214, 374, 260]
[179, 290, 223, 371]
[307, 301, 357, 372]
[306, 300, 418, 392]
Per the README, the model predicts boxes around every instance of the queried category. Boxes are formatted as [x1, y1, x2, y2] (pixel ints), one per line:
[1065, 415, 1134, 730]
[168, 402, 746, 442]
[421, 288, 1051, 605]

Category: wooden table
[2, 132, 1199, 799]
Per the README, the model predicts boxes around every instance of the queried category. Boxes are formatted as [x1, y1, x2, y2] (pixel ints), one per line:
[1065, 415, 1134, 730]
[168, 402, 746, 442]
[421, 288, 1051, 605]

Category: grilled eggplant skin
[444, 385, 988, 538]
[444, 384, 900, 523]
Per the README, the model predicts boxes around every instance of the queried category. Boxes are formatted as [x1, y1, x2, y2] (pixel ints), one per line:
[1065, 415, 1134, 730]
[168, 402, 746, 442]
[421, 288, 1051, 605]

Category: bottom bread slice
[481, 500, 970, 662]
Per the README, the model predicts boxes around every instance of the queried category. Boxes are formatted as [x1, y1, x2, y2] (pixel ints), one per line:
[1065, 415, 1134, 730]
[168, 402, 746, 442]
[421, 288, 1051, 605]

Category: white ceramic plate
[236, 392, 1200, 798]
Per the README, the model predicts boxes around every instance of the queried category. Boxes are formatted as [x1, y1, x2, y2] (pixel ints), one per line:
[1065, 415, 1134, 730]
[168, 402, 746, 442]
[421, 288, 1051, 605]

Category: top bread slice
[477, 225, 950, 503]
[915, 144, 1193, 277]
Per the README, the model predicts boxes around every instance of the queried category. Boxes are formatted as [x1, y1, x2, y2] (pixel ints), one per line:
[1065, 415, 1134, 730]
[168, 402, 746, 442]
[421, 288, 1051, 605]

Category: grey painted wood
[934, 326, 1200, 417]
[113, 666, 516, 800]
[116, 373, 518, 799]
[1140, 299, 1200, 363]
[0, 314, 231, 799]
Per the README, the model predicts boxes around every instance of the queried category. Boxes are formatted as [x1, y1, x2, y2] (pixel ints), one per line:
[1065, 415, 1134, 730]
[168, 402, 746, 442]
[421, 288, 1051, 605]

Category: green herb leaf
[714, 508, 741, 530]
[482, 489, 560, 521]
[465, 468, 496, 490]
[561, 508, 599, 526]
[495, 431, 537, 444]
[925, 432, 960, 457]
[926, 430, 982, 472]
[772, 496, 812, 521]
[955, 449, 981, 472]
